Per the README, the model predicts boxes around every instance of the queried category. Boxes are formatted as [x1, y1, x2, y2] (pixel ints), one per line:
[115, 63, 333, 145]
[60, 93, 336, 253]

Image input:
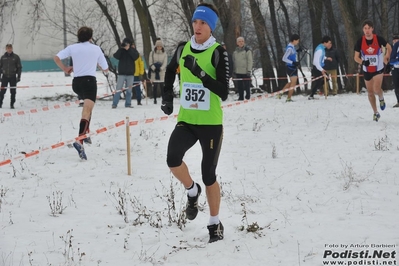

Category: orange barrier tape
[0, 76, 322, 166]
[0, 82, 106, 90]
[229, 75, 323, 103]
[0, 114, 178, 167]
[232, 72, 392, 81]
[1, 100, 80, 118]
[0, 83, 144, 118]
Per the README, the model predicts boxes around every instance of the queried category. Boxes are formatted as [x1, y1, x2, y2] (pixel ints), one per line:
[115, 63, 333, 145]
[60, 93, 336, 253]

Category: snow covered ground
[0, 71, 398, 265]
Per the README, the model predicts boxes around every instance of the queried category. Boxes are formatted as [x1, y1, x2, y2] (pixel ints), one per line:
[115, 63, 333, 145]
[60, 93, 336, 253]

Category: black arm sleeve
[163, 42, 186, 102]
[128, 48, 139, 62]
[377, 35, 388, 47]
[0, 56, 3, 74]
[16, 55, 22, 76]
[200, 45, 229, 101]
[354, 38, 362, 52]
[113, 49, 123, 60]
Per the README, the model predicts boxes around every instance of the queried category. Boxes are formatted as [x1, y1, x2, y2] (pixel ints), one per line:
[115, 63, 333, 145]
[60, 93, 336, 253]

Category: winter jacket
[113, 47, 139, 76]
[148, 50, 167, 82]
[233, 46, 253, 75]
[0, 52, 22, 78]
[324, 47, 339, 70]
[134, 55, 145, 76]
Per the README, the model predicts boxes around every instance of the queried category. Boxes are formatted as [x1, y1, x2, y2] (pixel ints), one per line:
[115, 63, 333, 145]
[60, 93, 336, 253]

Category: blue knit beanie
[192, 6, 218, 31]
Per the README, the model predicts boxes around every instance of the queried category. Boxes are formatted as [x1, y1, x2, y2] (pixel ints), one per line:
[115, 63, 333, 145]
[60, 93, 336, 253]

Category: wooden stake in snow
[126, 116, 132, 175]
[324, 75, 328, 99]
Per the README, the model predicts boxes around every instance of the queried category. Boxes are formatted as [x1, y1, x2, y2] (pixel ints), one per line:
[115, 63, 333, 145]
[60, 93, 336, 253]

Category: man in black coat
[112, 38, 139, 108]
[0, 44, 22, 109]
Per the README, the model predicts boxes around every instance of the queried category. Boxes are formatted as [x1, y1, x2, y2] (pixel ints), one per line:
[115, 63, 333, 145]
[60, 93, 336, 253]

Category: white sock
[187, 182, 198, 197]
[208, 215, 219, 226]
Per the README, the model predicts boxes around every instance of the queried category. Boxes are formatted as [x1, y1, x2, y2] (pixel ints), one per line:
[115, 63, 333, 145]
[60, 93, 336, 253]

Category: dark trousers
[310, 67, 325, 97]
[133, 76, 141, 102]
[0, 76, 17, 106]
[235, 73, 251, 100]
[392, 68, 399, 103]
[153, 82, 164, 100]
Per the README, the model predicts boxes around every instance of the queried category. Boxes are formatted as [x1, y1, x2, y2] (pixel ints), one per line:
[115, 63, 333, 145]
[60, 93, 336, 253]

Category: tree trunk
[132, 0, 153, 66]
[214, 0, 241, 57]
[381, 0, 392, 91]
[337, 0, 361, 92]
[139, 0, 156, 45]
[278, 0, 292, 37]
[116, 0, 133, 41]
[268, 0, 286, 90]
[180, 0, 196, 36]
[325, 0, 346, 91]
[93, 0, 122, 46]
[249, 0, 276, 92]
[307, 0, 323, 49]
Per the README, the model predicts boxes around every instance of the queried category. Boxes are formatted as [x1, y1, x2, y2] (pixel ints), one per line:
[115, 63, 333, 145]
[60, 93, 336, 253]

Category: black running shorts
[72, 76, 97, 102]
[363, 69, 383, 81]
[166, 122, 223, 186]
[286, 66, 298, 77]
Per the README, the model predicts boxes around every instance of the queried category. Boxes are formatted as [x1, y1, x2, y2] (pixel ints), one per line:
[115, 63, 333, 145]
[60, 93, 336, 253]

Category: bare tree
[213, 0, 241, 56]
[131, 0, 154, 65]
[307, 0, 323, 49]
[179, 0, 196, 37]
[325, 0, 346, 90]
[267, 0, 286, 90]
[248, 0, 276, 92]
[278, 0, 292, 37]
[336, 0, 361, 92]
[0, 1, 20, 43]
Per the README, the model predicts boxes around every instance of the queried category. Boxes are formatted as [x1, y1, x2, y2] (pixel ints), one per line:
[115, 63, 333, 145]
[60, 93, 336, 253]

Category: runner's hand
[183, 55, 203, 79]
[362, 60, 370, 67]
[161, 101, 173, 115]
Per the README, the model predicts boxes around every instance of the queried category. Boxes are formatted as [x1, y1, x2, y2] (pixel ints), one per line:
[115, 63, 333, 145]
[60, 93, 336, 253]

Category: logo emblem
[366, 46, 375, 54]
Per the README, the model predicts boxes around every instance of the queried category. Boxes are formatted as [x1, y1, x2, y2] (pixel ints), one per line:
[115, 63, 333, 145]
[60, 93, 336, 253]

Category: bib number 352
[181, 82, 210, 110]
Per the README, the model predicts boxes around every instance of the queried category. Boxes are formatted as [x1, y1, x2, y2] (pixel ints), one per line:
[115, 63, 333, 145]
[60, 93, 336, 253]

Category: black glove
[183, 55, 202, 78]
[296, 47, 303, 53]
[362, 60, 370, 67]
[17, 76, 20, 82]
[293, 61, 300, 67]
[161, 101, 173, 115]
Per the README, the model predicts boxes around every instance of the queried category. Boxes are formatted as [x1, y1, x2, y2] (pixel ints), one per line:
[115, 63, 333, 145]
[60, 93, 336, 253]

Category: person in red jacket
[354, 19, 391, 122]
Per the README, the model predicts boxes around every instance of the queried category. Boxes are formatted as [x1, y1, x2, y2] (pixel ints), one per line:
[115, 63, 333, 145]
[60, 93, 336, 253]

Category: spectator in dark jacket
[112, 37, 139, 108]
[324, 46, 340, 95]
[0, 44, 22, 109]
